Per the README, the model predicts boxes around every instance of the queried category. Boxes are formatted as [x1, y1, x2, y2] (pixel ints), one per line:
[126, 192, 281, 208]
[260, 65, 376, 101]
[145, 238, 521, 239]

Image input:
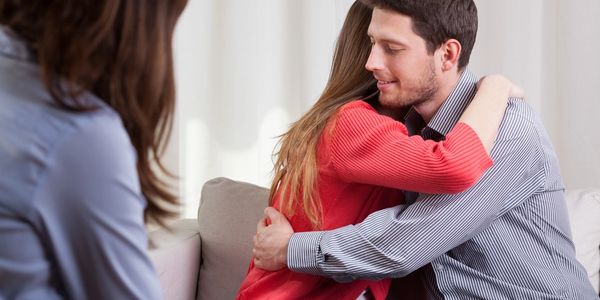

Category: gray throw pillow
[196, 177, 269, 300]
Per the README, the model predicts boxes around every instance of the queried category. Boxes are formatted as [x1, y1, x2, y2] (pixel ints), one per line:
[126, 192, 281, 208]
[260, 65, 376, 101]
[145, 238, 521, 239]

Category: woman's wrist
[478, 75, 511, 96]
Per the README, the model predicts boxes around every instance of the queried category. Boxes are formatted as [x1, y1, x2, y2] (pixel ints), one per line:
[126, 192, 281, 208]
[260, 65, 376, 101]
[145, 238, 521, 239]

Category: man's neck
[413, 71, 462, 123]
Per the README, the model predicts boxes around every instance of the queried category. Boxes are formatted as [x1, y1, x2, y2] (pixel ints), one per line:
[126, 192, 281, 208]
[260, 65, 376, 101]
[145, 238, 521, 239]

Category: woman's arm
[458, 74, 523, 153]
[329, 76, 521, 194]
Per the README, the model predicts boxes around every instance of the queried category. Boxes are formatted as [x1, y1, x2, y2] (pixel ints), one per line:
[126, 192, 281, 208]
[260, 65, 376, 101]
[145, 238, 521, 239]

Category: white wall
[169, 0, 600, 217]
[471, 0, 600, 189]
[171, 0, 350, 217]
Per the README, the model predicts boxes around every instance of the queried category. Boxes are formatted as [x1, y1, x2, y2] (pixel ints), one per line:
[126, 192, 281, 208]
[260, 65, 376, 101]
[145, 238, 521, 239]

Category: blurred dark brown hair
[0, 0, 188, 225]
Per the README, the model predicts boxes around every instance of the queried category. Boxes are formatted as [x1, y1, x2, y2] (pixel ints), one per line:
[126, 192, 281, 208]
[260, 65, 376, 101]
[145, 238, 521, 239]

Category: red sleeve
[329, 101, 493, 194]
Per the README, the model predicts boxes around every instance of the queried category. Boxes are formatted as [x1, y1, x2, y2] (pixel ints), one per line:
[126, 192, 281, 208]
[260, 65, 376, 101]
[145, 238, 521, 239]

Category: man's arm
[255, 105, 545, 282]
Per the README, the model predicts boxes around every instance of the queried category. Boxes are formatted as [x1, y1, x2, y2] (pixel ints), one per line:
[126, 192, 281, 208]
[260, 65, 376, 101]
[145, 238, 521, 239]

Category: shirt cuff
[287, 231, 325, 275]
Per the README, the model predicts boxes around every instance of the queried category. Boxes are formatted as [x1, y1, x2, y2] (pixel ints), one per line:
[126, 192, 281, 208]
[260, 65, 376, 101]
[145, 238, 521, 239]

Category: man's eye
[385, 46, 400, 53]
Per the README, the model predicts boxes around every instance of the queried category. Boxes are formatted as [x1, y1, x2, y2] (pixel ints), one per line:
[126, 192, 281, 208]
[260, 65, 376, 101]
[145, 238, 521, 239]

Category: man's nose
[365, 46, 383, 72]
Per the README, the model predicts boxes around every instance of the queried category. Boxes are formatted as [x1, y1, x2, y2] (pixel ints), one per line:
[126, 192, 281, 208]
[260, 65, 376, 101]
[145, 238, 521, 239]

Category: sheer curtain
[471, 0, 600, 190]
[169, 0, 355, 217]
[169, 0, 600, 218]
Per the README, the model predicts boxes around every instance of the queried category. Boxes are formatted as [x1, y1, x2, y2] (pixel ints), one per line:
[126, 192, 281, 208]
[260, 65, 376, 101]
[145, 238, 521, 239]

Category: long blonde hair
[270, 1, 377, 229]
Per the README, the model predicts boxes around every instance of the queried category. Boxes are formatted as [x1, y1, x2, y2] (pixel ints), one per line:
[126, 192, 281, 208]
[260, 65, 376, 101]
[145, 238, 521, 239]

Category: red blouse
[237, 100, 492, 300]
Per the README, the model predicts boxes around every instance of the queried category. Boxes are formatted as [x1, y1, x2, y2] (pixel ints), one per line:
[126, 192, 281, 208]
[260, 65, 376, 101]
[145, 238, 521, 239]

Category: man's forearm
[287, 231, 327, 275]
[286, 142, 537, 281]
[288, 204, 420, 282]
[288, 194, 501, 282]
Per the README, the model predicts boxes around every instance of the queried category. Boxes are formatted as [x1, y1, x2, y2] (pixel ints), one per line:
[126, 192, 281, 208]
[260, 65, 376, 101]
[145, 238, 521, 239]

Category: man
[253, 0, 598, 299]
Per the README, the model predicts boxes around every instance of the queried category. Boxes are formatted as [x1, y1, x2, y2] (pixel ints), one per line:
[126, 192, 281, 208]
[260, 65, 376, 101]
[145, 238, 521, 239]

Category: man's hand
[252, 207, 294, 271]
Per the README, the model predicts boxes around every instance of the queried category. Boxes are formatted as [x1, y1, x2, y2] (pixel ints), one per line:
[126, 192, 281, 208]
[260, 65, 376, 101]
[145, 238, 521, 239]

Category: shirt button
[436, 264, 444, 271]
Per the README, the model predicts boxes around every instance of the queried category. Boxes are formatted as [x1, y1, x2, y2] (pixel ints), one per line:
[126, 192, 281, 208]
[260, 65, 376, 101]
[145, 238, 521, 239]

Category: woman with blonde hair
[237, 1, 521, 299]
[0, 0, 187, 298]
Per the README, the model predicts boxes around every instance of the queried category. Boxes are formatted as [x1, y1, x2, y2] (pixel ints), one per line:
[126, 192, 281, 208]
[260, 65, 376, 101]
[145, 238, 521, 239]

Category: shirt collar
[404, 69, 478, 137]
[0, 25, 34, 62]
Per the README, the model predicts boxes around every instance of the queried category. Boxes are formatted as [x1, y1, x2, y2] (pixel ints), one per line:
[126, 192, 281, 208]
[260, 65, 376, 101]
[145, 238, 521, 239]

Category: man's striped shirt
[287, 70, 598, 299]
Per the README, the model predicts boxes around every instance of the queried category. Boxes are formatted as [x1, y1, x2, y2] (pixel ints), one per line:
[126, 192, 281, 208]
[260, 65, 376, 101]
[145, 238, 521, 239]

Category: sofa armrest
[566, 188, 600, 294]
[149, 219, 201, 300]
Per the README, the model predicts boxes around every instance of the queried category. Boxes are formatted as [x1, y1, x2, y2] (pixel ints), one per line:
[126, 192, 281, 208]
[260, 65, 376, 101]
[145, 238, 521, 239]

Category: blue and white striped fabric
[287, 70, 599, 299]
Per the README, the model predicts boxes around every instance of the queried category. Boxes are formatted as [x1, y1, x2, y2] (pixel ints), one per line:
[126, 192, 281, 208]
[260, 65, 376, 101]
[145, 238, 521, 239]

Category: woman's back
[0, 28, 161, 299]
[238, 101, 418, 300]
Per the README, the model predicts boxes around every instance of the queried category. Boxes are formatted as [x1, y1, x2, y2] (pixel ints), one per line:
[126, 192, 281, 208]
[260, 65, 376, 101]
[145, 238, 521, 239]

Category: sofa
[148, 177, 600, 299]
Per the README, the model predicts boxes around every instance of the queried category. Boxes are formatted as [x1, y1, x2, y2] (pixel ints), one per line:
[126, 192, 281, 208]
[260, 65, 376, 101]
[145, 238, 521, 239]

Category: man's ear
[439, 39, 461, 71]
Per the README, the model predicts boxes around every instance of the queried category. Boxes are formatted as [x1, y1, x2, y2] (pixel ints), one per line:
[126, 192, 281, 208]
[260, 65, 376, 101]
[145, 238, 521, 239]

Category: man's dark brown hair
[362, 0, 478, 70]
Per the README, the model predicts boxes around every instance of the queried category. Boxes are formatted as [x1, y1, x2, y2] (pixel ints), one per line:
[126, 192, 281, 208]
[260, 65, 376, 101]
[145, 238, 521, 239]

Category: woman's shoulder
[0, 47, 126, 169]
[335, 99, 405, 127]
[26, 100, 128, 164]
[46, 107, 135, 181]
[334, 100, 381, 124]
[0, 49, 132, 215]
[0, 96, 132, 212]
[327, 99, 408, 146]
[339, 99, 376, 113]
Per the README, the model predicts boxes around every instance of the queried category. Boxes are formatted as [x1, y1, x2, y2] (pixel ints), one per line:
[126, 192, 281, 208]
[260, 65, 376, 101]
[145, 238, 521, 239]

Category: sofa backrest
[195, 178, 600, 298]
[197, 177, 268, 300]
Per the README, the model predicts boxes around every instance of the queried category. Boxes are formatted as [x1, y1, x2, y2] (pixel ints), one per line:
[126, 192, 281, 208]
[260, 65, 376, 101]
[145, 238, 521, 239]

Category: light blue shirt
[0, 27, 161, 299]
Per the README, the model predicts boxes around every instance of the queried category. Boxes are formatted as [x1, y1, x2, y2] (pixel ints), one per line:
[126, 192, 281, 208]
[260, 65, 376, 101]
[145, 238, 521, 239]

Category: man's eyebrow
[368, 34, 408, 47]
[367, 31, 406, 46]
[380, 38, 408, 47]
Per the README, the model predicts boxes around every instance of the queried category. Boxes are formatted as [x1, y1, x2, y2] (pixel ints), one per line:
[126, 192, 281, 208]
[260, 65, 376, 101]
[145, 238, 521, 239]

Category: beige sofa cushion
[197, 177, 269, 300]
[566, 188, 600, 294]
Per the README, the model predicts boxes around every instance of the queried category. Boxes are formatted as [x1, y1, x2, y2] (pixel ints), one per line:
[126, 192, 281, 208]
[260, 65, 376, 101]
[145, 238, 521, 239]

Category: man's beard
[381, 61, 439, 109]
